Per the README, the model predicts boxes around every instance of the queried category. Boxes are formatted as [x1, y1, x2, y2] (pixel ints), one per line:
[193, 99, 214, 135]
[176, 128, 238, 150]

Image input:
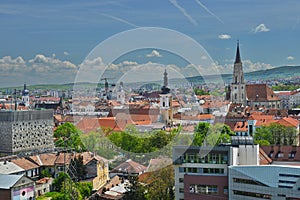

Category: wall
[0, 110, 54, 154]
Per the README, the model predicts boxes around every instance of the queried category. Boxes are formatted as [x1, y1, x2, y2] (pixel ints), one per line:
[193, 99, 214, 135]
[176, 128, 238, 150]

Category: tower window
[163, 102, 165, 107]
[235, 94, 237, 100]
[235, 76, 237, 83]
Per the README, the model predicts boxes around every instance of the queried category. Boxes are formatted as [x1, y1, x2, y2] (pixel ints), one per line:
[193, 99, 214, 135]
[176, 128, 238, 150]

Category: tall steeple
[230, 41, 246, 105]
[235, 40, 241, 64]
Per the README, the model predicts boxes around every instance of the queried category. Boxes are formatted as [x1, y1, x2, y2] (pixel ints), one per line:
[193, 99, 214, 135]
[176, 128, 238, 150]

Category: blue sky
[0, 0, 299, 86]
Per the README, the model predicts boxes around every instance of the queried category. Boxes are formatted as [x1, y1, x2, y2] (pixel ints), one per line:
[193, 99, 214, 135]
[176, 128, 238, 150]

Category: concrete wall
[0, 110, 54, 154]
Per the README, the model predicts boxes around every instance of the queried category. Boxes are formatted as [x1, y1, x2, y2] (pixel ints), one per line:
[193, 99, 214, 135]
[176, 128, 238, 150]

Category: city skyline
[0, 0, 299, 86]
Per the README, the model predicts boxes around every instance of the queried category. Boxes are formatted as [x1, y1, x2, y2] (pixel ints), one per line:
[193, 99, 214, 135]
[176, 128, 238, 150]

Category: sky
[0, 0, 299, 87]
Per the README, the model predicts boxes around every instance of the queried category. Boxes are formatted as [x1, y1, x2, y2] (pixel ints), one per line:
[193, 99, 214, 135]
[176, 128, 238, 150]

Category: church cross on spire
[235, 40, 241, 64]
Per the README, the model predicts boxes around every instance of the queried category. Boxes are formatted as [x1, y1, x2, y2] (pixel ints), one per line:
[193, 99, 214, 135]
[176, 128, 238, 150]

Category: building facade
[0, 110, 54, 154]
[229, 165, 300, 199]
[173, 140, 259, 200]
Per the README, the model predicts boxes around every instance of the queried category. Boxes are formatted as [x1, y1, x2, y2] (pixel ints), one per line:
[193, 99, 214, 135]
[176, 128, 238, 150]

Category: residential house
[0, 174, 35, 200]
[80, 152, 110, 191]
[11, 157, 40, 181]
[110, 159, 147, 177]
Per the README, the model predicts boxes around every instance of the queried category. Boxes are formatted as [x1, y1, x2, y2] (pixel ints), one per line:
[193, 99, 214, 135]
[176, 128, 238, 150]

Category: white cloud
[0, 54, 79, 86]
[64, 51, 69, 56]
[0, 56, 27, 72]
[286, 56, 294, 60]
[29, 54, 77, 73]
[252, 24, 270, 33]
[218, 34, 231, 39]
[146, 50, 162, 58]
[208, 59, 275, 74]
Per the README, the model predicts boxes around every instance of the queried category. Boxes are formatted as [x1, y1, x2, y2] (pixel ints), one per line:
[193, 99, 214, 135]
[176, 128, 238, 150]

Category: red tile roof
[11, 158, 39, 170]
[233, 121, 248, 132]
[246, 84, 280, 101]
[111, 159, 147, 174]
[261, 146, 300, 162]
[277, 117, 299, 128]
[259, 148, 272, 165]
[29, 153, 57, 166]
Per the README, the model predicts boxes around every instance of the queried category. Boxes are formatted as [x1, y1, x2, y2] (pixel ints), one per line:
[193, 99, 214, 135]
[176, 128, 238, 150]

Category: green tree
[254, 123, 298, 145]
[52, 172, 70, 192]
[77, 182, 93, 199]
[124, 175, 146, 200]
[193, 122, 234, 146]
[145, 165, 175, 200]
[41, 169, 51, 178]
[193, 122, 210, 146]
[81, 131, 119, 159]
[54, 122, 86, 152]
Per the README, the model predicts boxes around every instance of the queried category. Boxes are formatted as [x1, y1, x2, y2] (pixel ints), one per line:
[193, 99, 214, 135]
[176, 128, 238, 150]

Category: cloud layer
[0, 53, 277, 87]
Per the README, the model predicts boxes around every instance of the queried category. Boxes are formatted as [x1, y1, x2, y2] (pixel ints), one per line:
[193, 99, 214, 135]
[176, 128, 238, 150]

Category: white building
[229, 165, 300, 199]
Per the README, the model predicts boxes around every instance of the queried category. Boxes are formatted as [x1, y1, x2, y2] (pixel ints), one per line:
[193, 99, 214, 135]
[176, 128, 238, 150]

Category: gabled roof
[277, 117, 299, 128]
[0, 174, 24, 189]
[259, 148, 272, 165]
[246, 84, 280, 101]
[111, 159, 147, 174]
[29, 153, 57, 166]
[233, 121, 248, 132]
[55, 152, 74, 165]
[0, 161, 24, 174]
[11, 157, 39, 170]
[146, 158, 172, 172]
[79, 152, 108, 165]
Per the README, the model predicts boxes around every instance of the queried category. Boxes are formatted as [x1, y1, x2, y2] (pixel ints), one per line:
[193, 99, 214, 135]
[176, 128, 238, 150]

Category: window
[223, 186, 228, 194]
[279, 173, 300, 178]
[289, 152, 296, 158]
[233, 190, 271, 199]
[179, 178, 184, 183]
[235, 93, 237, 100]
[190, 184, 218, 194]
[179, 188, 184, 193]
[233, 178, 267, 186]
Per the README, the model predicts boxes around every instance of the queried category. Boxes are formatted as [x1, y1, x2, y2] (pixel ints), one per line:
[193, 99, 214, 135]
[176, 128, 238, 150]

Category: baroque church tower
[230, 41, 246, 105]
[160, 68, 173, 125]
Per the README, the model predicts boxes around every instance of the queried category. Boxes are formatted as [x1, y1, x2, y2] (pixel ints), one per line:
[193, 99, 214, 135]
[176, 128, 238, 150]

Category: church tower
[230, 41, 246, 105]
[22, 83, 30, 107]
[159, 68, 173, 125]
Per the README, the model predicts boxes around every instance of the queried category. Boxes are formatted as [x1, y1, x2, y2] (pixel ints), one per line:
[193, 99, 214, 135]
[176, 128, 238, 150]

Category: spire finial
[235, 40, 241, 64]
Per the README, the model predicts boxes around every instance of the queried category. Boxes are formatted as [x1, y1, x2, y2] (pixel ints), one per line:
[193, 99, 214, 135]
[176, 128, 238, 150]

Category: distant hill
[1, 66, 299, 91]
[187, 65, 300, 84]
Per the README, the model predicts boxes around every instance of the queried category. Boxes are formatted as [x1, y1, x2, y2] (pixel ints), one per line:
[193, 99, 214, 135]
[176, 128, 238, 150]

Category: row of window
[233, 178, 267, 186]
[233, 190, 272, 199]
[182, 153, 228, 164]
[179, 167, 225, 174]
[190, 184, 218, 194]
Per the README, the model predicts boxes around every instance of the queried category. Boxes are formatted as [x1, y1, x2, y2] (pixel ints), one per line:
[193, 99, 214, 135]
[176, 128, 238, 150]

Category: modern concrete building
[173, 138, 259, 200]
[0, 109, 54, 154]
[229, 165, 300, 199]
